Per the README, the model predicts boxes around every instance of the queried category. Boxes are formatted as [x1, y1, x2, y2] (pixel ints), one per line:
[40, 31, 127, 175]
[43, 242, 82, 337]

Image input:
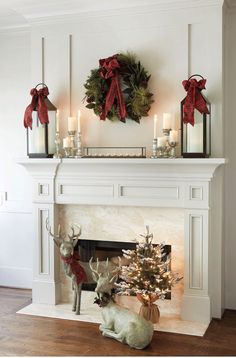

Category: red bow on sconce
[182, 77, 210, 126]
[24, 86, 49, 129]
[99, 55, 127, 121]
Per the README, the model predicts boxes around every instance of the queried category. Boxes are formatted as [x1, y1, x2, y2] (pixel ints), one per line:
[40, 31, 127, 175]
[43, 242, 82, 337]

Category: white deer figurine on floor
[89, 257, 154, 350]
[46, 219, 87, 315]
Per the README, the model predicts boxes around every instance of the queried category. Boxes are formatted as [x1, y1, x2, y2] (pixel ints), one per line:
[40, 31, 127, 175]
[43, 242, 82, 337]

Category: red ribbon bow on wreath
[24, 86, 49, 129]
[61, 252, 87, 285]
[182, 77, 210, 126]
[99, 55, 127, 121]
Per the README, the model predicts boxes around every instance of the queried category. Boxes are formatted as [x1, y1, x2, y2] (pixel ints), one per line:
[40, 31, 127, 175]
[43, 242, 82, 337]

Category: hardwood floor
[0, 287, 236, 356]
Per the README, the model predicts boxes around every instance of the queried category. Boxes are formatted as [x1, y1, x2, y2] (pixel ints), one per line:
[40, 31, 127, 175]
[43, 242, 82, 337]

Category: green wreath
[84, 53, 154, 123]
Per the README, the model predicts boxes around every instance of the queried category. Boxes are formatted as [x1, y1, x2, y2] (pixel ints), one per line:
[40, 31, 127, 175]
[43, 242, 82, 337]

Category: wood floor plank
[0, 287, 236, 356]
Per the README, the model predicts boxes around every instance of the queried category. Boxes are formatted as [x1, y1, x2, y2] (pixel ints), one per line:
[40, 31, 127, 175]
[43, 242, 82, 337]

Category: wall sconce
[24, 83, 57, 158]
[181, 74, 211, 158]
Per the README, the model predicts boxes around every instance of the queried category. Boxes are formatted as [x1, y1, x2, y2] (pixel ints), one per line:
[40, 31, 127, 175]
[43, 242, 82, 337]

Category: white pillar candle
[35, 126, 45, 153]
[56, 110, 60, 132]
[77, 110, 81, 133]
[154, 114, 158, 139]
[63, 137, 72, 148]
[68, 116, 76, 132]
[163, 113, 171, 129]
[157, 136, 166, 147]
[169, 129, 178, 143]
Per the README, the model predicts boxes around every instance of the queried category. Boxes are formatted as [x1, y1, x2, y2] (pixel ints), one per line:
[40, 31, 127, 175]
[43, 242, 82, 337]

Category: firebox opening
[77, 239, 171, 299]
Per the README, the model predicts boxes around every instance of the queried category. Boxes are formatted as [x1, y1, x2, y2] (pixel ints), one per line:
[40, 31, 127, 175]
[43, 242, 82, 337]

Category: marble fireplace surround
[17, 157, 225, 326]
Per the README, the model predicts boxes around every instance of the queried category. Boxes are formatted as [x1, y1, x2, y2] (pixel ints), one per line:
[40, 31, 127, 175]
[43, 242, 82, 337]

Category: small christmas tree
[116, 226, 181, 323]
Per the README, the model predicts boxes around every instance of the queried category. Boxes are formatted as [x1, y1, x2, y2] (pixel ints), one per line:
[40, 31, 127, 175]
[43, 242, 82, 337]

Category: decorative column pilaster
[18, 159, 61, 304]
[181, 209, 210, 323]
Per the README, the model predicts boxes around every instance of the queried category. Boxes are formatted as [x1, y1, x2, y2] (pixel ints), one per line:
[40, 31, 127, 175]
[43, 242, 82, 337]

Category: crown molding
[0, 0, 225, 31]
[27, 0, 224, 25]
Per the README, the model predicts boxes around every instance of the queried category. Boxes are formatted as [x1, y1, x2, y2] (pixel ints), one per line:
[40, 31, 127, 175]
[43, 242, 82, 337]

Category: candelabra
[53, 131, 62, 158]
[75, 132, 83, 158]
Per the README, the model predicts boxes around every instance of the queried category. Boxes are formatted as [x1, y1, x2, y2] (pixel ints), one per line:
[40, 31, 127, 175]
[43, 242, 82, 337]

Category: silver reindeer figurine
[46, 219, 87, 314]
[89, 257, 154, 350]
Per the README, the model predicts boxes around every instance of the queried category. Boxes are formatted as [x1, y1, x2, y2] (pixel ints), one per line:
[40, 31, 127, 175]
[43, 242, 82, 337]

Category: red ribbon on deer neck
[24, 87, 49, 129]
[61, 253, 87, 285]
[182, 78, 210, 126]
[99, 55, 127, 121]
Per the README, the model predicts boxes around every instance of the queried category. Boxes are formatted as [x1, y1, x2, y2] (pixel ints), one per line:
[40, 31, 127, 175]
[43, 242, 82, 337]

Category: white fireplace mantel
[17, 157, 225, 324]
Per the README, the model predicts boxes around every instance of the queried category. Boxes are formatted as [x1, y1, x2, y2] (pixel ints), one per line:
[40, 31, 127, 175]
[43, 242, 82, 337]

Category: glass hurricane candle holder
[75, 132, 83, 158]
[68, 130, 76, 157]
[168, 141, 178, 158]
[64, 147, 71, 158]
[53, 131, 62, 158]
[157, 145, 165, 158]
[151, 138, 158, 158]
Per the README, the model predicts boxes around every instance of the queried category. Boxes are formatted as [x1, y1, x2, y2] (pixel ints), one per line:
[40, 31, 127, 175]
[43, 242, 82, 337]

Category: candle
[56, 110, 60, 132]
[63, 137, 72, 148]
[154, 114, 158, 139]
[35, 126, 45, 153]
[157, 136, 166, 147]
[163, 113, 171, 130]
[169, 130, 178, 143]
[77, 110, 81, 133]
[68, 116, 76, 132]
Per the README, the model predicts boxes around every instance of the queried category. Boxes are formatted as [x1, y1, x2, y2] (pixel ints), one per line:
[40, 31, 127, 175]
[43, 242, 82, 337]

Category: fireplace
[17, 157, 225, 325]
[76, 238, 171, 296]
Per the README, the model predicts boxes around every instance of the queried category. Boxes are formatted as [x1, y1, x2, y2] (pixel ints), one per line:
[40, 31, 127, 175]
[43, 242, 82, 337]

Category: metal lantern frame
[27, 83, 57, 158]
[181, 74, 211, 158]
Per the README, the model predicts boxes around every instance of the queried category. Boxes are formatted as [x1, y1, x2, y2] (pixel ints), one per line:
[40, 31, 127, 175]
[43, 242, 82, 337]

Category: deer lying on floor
[46, 219, 87, 315]
[89, 257, 154, 350]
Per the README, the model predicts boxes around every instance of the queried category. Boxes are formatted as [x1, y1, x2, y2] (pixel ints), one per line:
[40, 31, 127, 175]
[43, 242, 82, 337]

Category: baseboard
[0, 266, 32, 289]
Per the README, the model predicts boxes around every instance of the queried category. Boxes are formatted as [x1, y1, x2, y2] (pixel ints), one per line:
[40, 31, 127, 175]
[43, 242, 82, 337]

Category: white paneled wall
[0, 30, 33, 288]
[30, 3, 223, 157]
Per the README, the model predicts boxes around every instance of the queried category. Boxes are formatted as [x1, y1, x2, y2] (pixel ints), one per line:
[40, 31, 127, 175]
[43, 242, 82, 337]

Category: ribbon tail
[24, 104, 34, 129]
[24, 94, 39, 129]
[38, 95, 49, 125]
[183, 87, 195, 126]
[100, 79, 116, 120]
[194, 91, 210, 115]
[114, 76, 127, 120]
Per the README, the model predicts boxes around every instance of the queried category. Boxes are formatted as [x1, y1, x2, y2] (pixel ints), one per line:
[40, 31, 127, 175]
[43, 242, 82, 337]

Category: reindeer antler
[68, 224, 81, 242]
[109, 256, 122, 282]
[89, 257, 100, 282]
[46, 218, 66, 246]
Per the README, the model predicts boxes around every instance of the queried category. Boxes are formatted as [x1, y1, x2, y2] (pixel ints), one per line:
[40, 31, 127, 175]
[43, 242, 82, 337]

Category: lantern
[181, 74, 211, 158]
[25, 83, 57, 158]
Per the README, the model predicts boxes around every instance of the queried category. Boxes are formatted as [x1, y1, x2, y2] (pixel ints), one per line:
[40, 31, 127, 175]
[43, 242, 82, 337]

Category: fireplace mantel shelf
[17, 157, 225, 165]
[17, 156, 225, 325]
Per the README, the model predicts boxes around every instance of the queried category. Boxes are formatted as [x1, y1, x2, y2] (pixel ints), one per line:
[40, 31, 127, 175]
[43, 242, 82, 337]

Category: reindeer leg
[75, 283, 81, 315]
[101, 329, 125, 344]
[76, 283, 82, 315]
[72, 280, 77, 312]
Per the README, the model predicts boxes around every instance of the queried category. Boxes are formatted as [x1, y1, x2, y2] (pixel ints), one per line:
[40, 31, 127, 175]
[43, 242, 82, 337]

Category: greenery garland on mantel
[84, 53, 154, 123]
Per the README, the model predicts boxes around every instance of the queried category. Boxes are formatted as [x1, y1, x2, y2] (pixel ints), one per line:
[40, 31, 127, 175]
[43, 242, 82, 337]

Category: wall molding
[10, 1, 224, 29]
[0, 191, 32, 214]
